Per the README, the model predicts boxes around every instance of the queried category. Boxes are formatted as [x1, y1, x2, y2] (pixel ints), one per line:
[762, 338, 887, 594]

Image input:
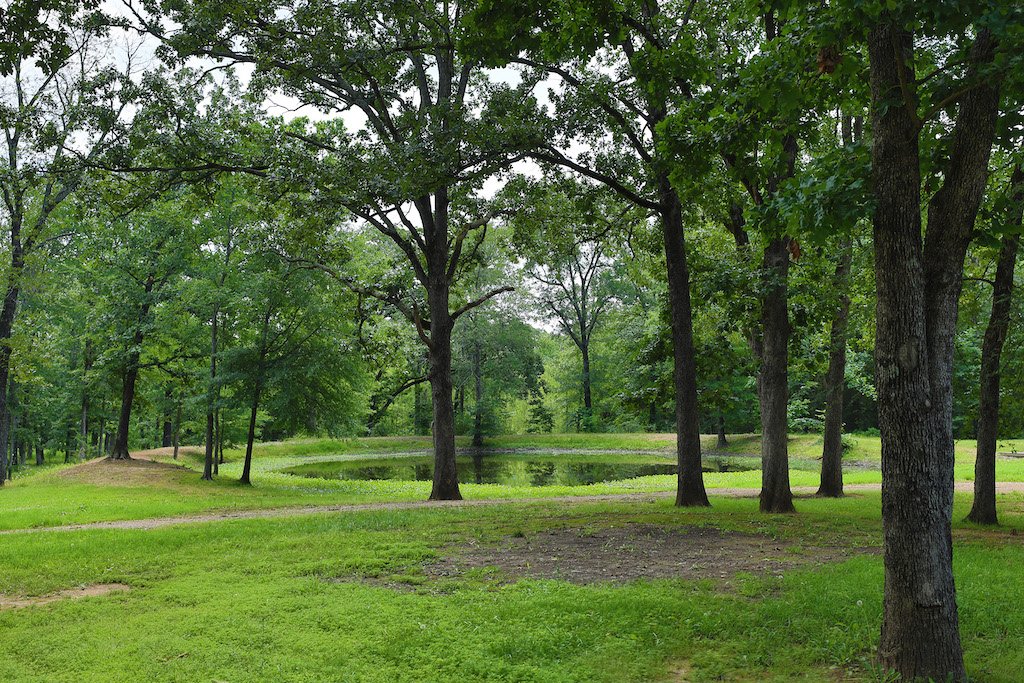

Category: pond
[281, 454, 756, 487]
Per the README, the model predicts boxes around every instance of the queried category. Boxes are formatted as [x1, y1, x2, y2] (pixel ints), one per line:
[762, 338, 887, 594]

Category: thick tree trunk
[967, 170, 1021, 524]
[869, 20, 1000, 681]
[818, 238, 853, 497]
[35, 445, 43, 466]
[111, 275, 155, 461]
[110, 358, 141, 460]
[758, 237, 794, 513]
[427, 281, 461, 500]
[659, 177, 709, 507]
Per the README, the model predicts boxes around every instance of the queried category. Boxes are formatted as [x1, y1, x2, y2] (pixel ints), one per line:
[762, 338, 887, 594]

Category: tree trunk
[217, 413, 225, 464]
[110, 357, 141, 460]
[758, 237, 794, 513]
[213, 409, 220, 475]
[239, 382, 262, 486]
[241, 306, 274, 486]
[717, 414, 728, 449]
[172, 401, 182, 461]
[967, 169, 1022, 525]
[818, 238, 853, 498]
[162, 418, 173, 448]
[659, 177, 709, 507]
[580, 342, 593, 427]
[472, 341, 483, 448]
[111, 275, 155, 461]
[203, 311, 218, 480]
[0, 233, 22, 485]
[426, 267, 461, 500]
[868, 20, 1000, 681]
[34, 444, 43, 466]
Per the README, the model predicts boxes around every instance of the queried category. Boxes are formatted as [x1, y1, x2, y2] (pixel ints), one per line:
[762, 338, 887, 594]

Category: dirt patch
[0, 583, 130, 609]
[58, 457, 193, 487]
[427, 523, 875, 585]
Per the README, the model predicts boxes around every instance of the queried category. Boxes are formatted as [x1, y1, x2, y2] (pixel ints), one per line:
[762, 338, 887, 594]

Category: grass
[1, 434, 1022, 680]
[2, 432, 1023, 532]
[0, 494, 1021, 682]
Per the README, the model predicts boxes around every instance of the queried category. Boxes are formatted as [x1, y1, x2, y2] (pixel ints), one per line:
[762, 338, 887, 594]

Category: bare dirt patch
[0, 583, 130, 609]
[427, 523, 875, 585]
[58, 457, 193, 487]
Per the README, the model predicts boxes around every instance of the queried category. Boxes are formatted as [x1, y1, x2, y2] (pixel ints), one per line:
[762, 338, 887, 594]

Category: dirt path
[5, 481, 1023, 536]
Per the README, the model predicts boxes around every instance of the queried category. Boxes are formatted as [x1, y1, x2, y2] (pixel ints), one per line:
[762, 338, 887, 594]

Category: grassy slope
[0, 495, 1021, 682]
[2, 433, 1024, 531]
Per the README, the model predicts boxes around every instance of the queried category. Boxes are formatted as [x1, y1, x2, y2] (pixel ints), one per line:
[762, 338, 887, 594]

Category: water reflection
[281, 455, 756, 487]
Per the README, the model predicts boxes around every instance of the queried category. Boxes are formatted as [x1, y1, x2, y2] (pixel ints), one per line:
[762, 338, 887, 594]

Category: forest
[1, 0, 1023, 681]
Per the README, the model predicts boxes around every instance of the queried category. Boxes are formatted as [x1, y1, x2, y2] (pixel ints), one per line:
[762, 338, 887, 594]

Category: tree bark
[203, 310, 218, 480]
[427, 275, 461, 500]
[0, 215, 24, 485]
[581, 342, 593, 422]
[110, 358, 141, 460]
[214, 409, 221, 474]
[818, 238, 853, 497]
[240, 381, 262, 486]
[111, 274, 156, 460]
[869, 20, 1000, 681]
[967, 166, 1022, 525]
[659, 175, 709, 507]
[717, 414, 728, 449]
[758, 237, 795, 512]
[35, 444, 43, 466]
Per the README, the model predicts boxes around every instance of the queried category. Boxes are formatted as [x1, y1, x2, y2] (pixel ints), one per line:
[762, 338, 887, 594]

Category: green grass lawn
[0, 494, 1021, 682]
[2, 432, 1023, 532]
[1, 434, 1022, 680]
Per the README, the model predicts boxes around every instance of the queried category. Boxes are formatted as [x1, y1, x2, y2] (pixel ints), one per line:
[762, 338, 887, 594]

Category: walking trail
[5, 481, 1022, 535]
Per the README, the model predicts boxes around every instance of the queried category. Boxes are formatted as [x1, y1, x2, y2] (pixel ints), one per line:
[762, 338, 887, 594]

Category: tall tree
[138, 0, 538, 500]
[530, 240, 615, 429]
[85, 196, 194, 459]
[0, 7, 132, 481]
[471, 0, 711, 505]
[866, 7, 1012, 678]
[967, 163, 1023, 525]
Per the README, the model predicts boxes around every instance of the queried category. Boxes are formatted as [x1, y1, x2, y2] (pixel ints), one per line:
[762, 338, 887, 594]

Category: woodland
[0, 1, 1023, 681]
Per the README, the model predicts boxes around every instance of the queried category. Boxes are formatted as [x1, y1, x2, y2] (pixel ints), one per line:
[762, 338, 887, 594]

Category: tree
[138, 0, 541, 500]
[511, 184, 623, 430]
[84, 195, 195, 460]
[968, 163, 1023, 525]
[452, 241, 542, 445]
[865, 8, 1013, 678]
[0, 7, 133, 481]
[222, 250, 358, 485]
[471, 0, 711, 505]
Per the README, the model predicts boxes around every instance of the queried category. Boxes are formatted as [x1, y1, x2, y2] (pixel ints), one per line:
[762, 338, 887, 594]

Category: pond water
[282, 455, 755, 487]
